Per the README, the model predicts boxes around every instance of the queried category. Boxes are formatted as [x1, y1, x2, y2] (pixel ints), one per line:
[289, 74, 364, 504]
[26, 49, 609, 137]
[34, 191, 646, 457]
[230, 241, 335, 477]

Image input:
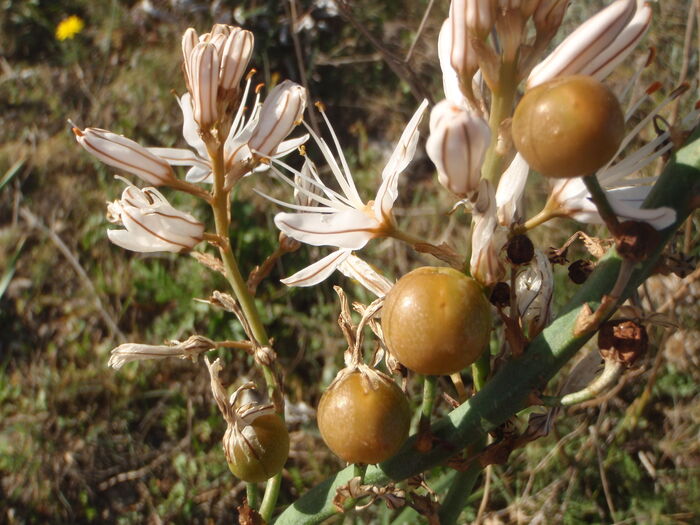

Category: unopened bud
[249, 80, 306, 158]
[598, 319, 648, 366]
[506, 234, 534, 265]
[219, 27, 254, 91]
[426, 100, 490, 196]
[187, 42, 220, 130]
[533, 0, 569, 37]
[74, 127, 175, 186]
[452, 0, 496, 41]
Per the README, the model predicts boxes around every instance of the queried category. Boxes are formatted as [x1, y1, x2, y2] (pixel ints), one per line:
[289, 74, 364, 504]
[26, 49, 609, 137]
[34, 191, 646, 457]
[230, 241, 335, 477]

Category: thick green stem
[481, 62, 518, 185]
[273, 131, 700, 525]
[582, 174, 621, 233]
[471, 352, 490, 392]
[259, 473, 283, 521]
[437, 446, 485, 525]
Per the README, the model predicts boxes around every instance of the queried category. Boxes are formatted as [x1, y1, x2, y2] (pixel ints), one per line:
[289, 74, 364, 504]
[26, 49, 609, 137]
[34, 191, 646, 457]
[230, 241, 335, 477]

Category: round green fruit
[381, 266, 491, 375]
[512, 75, 625, 178]
[227, 412, 290, 483]
[317, 371, 411, 464]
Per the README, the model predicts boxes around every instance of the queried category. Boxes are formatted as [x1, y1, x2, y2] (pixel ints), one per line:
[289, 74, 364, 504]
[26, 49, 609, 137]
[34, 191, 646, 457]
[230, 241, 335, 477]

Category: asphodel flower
[263, 100, 429, 287]
[184, 41, 220, 131]
[182, 25, 254, 95]
[248, 80, 307, 158]
[426, 99, 491, 197]
[74, 127, 176, 186]
[470, 180, 509, 286]
[150, 83, 308, 184]
[106, 182, 204, 253]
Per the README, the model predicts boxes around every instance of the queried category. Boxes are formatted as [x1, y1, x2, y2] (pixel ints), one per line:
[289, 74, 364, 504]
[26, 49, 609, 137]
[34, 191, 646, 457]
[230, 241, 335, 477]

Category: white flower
[74, 127, 175, 186]
[263, 100, 429, 287]
[185, 42, 220, 130]
[470, 180, 509, 286]
[248, 80, 307, 158]
[528, 0, 652, 88]
[149, 86, 308, 184]
[426, 99, 491, 197]
[106, 182, 204, 253]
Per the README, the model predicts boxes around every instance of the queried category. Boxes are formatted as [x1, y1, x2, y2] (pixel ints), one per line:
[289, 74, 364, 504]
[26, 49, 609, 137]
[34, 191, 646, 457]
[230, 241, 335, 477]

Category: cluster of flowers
[75, 24, 307, 253]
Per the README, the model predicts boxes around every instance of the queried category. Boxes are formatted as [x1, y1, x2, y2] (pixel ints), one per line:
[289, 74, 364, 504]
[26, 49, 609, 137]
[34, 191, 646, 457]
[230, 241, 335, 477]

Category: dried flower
[108, 335, 215, 369]
[106, 182, 204, 253]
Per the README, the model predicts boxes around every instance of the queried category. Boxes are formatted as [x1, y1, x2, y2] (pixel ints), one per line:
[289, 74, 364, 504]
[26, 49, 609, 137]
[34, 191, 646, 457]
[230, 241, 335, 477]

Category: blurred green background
[1, 1, 699, 523]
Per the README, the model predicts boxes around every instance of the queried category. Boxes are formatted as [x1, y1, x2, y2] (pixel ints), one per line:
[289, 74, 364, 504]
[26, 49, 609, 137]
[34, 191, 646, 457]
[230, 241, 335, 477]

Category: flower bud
[74, 127, 175, 186]
[471, 181, 508, 286]
[426, 100, 490, 197]
[219, 27, 254, 91]
[248, 80, 306, 158]
[452, 0, 496, 41]
[529, 0, 650, 87]
[533, 0, 569, 37]
[186, 42, 220, 130]
[106, 184, 204, 253]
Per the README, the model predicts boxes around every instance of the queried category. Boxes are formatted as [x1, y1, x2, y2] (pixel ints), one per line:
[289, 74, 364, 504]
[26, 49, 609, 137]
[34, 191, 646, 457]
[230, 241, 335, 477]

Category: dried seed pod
[317, 368, 411, 464]
[614, 220, 660, 262]
[598, 319, 648, 366]
[489, 282, 511, 308]
[506, 234, 535, 265]
[568, 259, 595, 284]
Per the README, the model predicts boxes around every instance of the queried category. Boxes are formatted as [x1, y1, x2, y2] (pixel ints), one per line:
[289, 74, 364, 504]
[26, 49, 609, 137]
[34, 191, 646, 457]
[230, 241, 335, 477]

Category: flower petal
[375, 100, 428, 223]
[275, 210, 377, 250]
[496, 153, 530, 226]
[337, 254, 393, 297]
[281, 249, 352, 287]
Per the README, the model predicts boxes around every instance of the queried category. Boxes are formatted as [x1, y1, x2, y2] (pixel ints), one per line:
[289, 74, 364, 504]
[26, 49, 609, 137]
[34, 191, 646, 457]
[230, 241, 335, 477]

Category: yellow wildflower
[56, 15, 84, 41]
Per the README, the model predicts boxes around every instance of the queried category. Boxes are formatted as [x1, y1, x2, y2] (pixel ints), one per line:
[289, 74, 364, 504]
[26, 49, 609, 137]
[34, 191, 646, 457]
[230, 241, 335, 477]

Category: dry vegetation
[1, 1, 699, 523]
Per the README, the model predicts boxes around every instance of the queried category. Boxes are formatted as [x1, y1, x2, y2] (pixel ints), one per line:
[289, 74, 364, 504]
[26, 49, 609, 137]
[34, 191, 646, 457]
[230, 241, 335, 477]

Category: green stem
[438, 451, 484, 525]
[481, 61, 518, 185]
[582, 174, 621, 234]
[207, 141, 284, 520]
[420, 375, 437, 421]
[471, 352, 490, 392]
[259, 473, 282, 521]
[273, 130, 700, 525]
[247, 483, 259, 509]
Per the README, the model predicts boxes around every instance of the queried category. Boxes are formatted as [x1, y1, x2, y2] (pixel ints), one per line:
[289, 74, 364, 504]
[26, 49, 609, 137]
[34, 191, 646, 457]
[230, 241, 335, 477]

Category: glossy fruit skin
[317, 371, 411, 464]
[382, 266, 491, 375]
[227, 413, 290, 483]
[512, 75, 625, 178]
